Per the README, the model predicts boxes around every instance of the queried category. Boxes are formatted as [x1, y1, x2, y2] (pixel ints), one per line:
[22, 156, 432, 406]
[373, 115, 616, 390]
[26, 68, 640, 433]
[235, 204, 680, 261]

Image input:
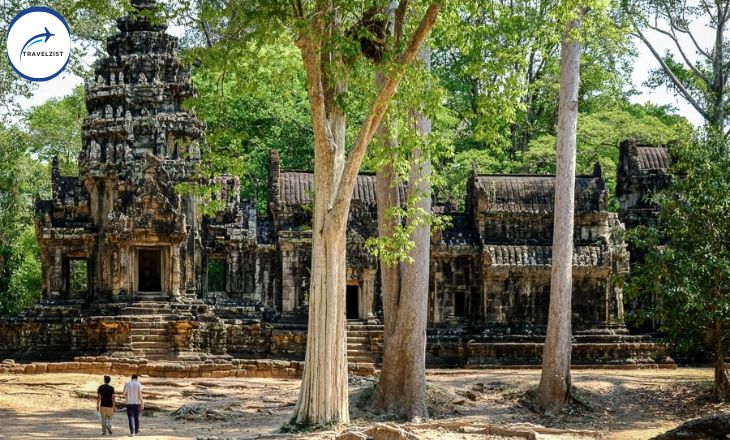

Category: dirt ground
[0, 368, 725, 440]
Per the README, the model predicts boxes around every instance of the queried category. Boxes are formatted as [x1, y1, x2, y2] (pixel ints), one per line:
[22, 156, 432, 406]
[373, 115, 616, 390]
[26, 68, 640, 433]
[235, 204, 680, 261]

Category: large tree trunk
[294, 90, 350, 425]
[712, 320, 730, 402]
[293, 32, 352, 425]
[536, 16, 582, 415]
[292, 3, 440, 425]
[295, 212, 350, 423]
[373, 106, 432, 420]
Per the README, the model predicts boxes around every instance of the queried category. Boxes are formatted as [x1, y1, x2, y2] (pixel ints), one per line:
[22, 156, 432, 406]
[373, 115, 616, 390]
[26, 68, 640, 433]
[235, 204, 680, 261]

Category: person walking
[122, 374, 144, 436]
[96, 375, 115, 435]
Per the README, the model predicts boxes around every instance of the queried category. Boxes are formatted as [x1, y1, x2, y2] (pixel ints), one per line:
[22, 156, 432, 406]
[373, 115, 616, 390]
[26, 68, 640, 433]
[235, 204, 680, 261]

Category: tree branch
[330, 3, 441, 223]
[296, 2, 338, 156]
[654, 1, 713, 60]
[645, 23, 712, 87]
[633, 26, 710, 121]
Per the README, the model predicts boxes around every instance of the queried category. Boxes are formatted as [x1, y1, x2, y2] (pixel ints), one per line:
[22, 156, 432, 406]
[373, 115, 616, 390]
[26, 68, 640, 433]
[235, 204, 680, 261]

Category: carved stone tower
[36, 0, 205, 301]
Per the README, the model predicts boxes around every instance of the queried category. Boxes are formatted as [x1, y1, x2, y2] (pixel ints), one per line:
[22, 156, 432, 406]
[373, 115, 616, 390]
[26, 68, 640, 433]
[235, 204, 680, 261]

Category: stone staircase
[128, 317, 172, 360]
[115, 301, 210, 360]
[347, 322, 383, 365]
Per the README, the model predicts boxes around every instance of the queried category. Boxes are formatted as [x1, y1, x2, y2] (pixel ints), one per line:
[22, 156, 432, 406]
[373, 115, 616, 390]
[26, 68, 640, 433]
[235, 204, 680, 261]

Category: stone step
[131, 351, 171, 359]
[122, 307, 179, 316]
[347, 331, 380, 338]
[130, 341, 169, 349]
[347, 325, 383, 331]
[117, 315, 176, 322]
[347, 350, 374, 357]
[128, 317, 173, 323]
[347, 336, 370, 343]
[130, 348, 169, 355]
[347, 348, 375, 355]
[130, 328, 168, 335]
[130, 334, 169, 343]
[128, 324, 170, 331]
[133, 294, 171, 301]
[131, 352, 170, 359]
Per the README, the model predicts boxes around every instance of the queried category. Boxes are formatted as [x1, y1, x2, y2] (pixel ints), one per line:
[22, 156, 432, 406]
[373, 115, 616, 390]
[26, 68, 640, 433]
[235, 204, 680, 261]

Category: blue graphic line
[19, 27, 54, 61]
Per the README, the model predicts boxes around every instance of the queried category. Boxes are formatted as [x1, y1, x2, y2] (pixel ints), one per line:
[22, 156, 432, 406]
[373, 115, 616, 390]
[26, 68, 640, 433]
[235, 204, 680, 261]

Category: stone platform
[0, 299, 670, 368]
[0, 357, 376, 378]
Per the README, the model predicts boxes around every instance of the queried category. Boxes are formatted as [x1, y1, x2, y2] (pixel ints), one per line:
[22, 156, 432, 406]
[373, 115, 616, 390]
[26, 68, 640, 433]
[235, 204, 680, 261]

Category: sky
[16, 25, 709, 128]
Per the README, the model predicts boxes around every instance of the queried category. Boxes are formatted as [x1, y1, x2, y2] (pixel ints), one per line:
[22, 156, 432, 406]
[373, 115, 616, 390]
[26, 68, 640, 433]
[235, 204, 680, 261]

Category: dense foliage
[0, 88, 86, 314]
[0, 126, 44, 315]
[182, 38, 314, 211]
[0, 0, 124, 314]
[625, 131, 730, 400]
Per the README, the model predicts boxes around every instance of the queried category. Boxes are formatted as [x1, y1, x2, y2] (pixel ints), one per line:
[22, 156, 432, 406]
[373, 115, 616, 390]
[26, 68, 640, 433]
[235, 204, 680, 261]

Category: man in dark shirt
[96, 375, 116, 435]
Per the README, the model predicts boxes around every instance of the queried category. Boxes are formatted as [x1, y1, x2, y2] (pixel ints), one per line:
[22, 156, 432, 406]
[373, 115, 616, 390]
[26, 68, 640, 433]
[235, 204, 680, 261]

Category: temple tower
[36, 0, 206, 300]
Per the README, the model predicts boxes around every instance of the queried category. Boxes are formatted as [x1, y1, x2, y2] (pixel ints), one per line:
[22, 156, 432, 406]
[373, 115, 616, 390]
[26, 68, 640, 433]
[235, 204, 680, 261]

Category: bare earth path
[0, 368, 724, 439]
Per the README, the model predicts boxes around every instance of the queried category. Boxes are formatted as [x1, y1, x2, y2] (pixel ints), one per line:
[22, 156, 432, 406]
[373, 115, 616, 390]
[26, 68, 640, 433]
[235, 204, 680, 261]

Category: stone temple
[0, 2, 667, 367]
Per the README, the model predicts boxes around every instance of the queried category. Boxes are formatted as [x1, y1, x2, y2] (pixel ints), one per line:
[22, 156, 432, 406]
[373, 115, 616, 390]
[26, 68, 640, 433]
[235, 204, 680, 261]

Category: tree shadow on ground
[0, 406, 189, 439]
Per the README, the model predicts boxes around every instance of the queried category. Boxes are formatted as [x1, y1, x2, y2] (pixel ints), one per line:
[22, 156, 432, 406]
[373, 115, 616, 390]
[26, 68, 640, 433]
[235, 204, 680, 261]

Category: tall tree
[628, 0, 730, 133]
[173, 2, 440, 422]
[0, 124, 45, 315]
[292, 1, 440, 424]
[175, 0, 442, 423]
[536, 10, 582, 414]
[370, 2, 437, 419]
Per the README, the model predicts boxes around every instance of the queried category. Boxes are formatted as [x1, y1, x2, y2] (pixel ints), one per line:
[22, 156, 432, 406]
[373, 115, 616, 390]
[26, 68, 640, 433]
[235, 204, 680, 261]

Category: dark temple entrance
[346, 285, 359, 320]
[138, 249, 162, 292]
[454, 290, 466, 317]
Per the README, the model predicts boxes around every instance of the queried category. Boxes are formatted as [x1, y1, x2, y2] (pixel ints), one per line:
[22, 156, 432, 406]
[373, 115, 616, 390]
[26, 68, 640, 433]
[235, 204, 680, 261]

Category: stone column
[49, 248, 64, 297]
[431, 269, 443, 324]
[122, 247, 130, 294]
[39, 247, 50, 297]
[280, 242, 297, 313]
[361, 269, 376, 320]
[171, 245, 181, 299]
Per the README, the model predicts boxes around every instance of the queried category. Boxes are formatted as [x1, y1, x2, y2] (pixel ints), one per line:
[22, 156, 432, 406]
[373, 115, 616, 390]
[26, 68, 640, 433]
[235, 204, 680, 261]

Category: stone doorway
[346, 285, 360, 320]
[67, 258, 89, 296]
[138, 249, 162, 292]
[454, 290, 466, 318]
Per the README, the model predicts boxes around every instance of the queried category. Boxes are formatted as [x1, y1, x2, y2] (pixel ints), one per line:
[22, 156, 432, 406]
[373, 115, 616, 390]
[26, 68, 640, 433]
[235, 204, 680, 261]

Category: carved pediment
[106, 156, 186, 237]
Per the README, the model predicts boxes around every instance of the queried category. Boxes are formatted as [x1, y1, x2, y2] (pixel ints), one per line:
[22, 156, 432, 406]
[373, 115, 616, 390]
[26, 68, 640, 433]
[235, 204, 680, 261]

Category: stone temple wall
[0, 2, 669, 367]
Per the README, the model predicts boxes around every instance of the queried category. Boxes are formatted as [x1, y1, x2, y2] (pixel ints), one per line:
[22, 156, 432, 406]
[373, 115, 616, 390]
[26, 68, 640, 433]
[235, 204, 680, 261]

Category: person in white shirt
[122, 374, 144, 436]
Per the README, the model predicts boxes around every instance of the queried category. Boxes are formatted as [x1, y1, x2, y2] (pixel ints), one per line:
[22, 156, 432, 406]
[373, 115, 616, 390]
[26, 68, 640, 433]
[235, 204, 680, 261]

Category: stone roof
[278, 171, 403, 206]
[474, 174, 606, 214]
[485, 245, 607, 267]
[637, 146, 670, 171]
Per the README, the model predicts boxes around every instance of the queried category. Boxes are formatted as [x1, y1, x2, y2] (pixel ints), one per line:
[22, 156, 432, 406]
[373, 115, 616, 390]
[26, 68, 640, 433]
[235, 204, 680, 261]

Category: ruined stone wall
[0, 316, 132, 361]
[429, 251, 481, 325]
